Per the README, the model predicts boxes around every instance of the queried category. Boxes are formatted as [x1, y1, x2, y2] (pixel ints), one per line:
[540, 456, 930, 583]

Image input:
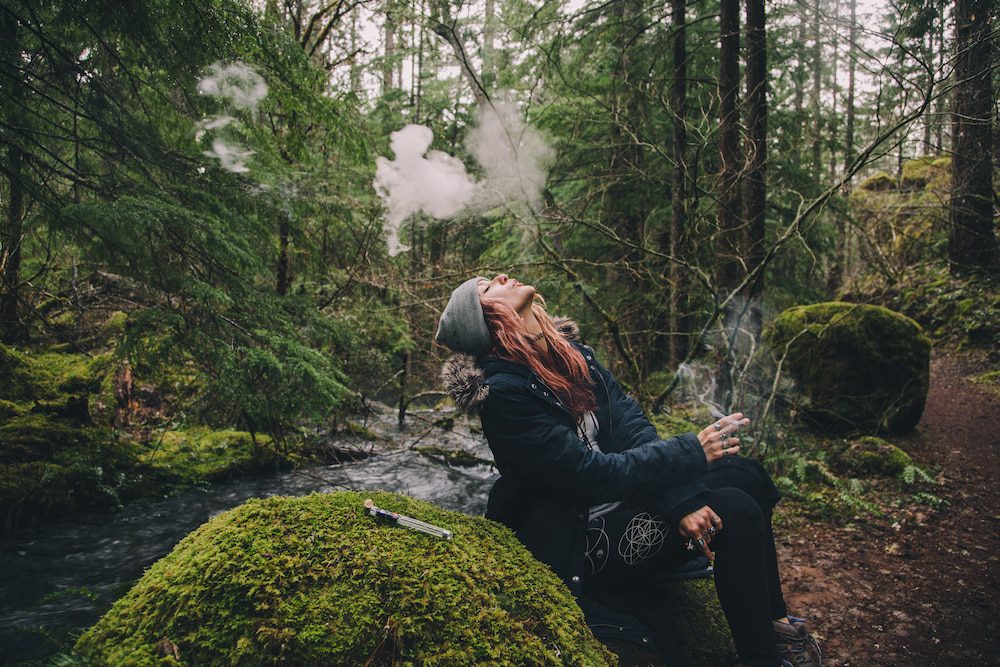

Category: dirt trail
[777, 353, 1000, 666]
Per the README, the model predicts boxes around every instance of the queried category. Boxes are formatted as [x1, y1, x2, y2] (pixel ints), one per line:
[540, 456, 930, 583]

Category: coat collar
[440, 317, 580, 415]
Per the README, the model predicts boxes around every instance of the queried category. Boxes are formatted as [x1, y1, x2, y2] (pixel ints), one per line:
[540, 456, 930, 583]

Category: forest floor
[777, 350, 1000, 666]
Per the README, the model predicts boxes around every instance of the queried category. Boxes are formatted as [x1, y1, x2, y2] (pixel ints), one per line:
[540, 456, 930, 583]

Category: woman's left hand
[679, 505, 723, 560]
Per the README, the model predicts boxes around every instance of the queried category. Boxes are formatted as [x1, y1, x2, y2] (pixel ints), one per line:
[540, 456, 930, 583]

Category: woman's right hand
[697, 412, 750, 463]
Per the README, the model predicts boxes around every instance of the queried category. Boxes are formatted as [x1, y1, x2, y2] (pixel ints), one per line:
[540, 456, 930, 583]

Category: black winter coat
[442, 325, 710, 597]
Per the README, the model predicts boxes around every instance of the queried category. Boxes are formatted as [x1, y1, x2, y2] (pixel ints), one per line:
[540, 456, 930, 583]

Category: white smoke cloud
[467, 98, 555, 214]
[203, 138, 253, 173]
[373, 96, 555, 256]
[197, 63, 268, 110]
[196, 63, 267, 174]
[374, 125, 476, 256]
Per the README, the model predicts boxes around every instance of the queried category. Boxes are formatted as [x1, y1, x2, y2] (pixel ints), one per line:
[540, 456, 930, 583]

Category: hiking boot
[773, 618, 822, 666]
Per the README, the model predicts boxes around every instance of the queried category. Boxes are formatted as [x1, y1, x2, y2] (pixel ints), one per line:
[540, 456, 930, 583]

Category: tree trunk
[744, 0, 767, 337]
[715, 0, 742, 409]
[350, 7, 361, 92]
[828, 0, 840, 180]
[811, 0, 823, 181]
[276, 219, 290, 295]
[843, 0, 858, 177]
[794, 11, 807, 140]
[716, 0, 742, 295]
[949, 0, 997, 274]
[383, 3, 396, 92]
[934, 1, 947, 152]
[829, 0, 858, 294]
[922, 30, 933, 153]
[667, 0, 689, 367]
[1, 14, 26, 342]
[483, 0, 496, 91]
[608, 0, 645, 251]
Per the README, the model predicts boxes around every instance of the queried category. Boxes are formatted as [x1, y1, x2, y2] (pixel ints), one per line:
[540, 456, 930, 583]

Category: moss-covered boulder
[858, 170, 896, 192]
[831, 436, 913, 477]
[659, 577, 732, 666]
[765, 302, 931, 435]
[75, 491, 616, 666]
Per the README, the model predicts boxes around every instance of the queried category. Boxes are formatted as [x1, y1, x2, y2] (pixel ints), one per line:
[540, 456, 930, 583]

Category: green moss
[765, 302, 931, 435]
[0, 343, 111, 404]
[969, 370, 1000, 396]
[0, 343, 35, 401]
[75, 491, 616, 666]
[832, 436, 912, 477]
[857, 171, 896, 192]
[102, 310, 129, 336]
[0, 416, 132, 528]
[658, 577, 732, 666]
[139, 428, 281, 485]
[0, 399, 26, 419]
[649, 413, 701, 438]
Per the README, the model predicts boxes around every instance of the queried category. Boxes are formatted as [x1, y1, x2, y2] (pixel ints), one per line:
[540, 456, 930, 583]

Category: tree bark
[828, 0, 840, 180]
[483, 0, 496, 91]
[383, 2, 396, 92]
[1, 14, 26, 342]
[811, 0, 823, 181]
[667, 0, 689, 366]
[934, 1, 947, 152]
[276, 219, 290, 296]
[949, 0, 997, 274]
[744, 0, 767, 336]
[716, 0, 742, 295]
[843, 0, 858, 177]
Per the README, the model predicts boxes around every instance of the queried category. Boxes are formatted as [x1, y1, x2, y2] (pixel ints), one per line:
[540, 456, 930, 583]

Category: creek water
[0, 409, 496, 664]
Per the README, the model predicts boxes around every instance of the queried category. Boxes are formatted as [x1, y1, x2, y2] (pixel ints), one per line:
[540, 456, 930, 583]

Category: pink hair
[480, 298, 597, 420]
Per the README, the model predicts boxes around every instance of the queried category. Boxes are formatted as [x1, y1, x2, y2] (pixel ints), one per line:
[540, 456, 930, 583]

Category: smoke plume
[196, 62, 268, 173]
[373, 97, 555, 256]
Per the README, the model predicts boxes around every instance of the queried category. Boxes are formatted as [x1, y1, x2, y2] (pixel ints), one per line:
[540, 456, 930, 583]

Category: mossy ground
[75, 491, 616, 666]
[0, 340, 301, 535]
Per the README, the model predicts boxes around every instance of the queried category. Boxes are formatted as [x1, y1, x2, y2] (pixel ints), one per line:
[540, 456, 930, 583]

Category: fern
[900, 464, 936, 485]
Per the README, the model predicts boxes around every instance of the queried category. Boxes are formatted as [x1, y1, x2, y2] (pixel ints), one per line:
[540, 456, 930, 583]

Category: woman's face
[477, 274, 536, 315]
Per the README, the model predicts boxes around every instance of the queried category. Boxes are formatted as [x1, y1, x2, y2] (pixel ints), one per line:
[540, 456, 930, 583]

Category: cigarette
[363, 498, 453, 540]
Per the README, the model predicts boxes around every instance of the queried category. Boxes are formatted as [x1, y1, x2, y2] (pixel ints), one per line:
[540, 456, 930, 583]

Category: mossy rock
[0, 415, 131, 528]
[138, 428, 281, 486]
[765, 302, 931, 435]
[831, 436, 912, 477]
[0, 343, 111, 406]
[857, 171, 896, 192]
[659, 577, 732, 666]
[75, 491, 616, 666]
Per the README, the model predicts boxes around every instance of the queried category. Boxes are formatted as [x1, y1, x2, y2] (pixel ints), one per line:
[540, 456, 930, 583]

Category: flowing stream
[0, 409, 495, 664]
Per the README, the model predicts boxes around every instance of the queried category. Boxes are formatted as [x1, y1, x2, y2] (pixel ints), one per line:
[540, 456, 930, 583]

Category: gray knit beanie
[435, 276, 492, 357]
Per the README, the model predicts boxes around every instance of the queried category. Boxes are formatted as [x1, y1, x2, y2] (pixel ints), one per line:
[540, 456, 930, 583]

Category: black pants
[583, 458, 787, 667]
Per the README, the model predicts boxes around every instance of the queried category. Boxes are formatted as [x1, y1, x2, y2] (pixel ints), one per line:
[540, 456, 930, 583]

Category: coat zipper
[530, 351, 614, 440]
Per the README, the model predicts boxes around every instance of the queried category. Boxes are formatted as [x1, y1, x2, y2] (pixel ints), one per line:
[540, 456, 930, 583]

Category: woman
[436, 274, 822, 667]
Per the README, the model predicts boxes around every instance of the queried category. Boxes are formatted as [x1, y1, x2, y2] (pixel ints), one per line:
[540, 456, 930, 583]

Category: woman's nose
[495, 274, 508, 284]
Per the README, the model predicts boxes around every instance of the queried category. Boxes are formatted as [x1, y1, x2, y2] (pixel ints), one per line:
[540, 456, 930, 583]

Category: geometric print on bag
[618, 512, 668, 565]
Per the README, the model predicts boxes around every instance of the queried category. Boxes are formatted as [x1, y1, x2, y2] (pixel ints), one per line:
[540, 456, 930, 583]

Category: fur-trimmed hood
[441, 317, 579, 415]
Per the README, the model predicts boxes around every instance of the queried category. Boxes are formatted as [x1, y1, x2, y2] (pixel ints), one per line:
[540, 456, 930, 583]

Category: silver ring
[696, 538, 705, 547]
[708, 527, 717, 535]
[685, 540, 695, 551]
[714, 422, 723, 431]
